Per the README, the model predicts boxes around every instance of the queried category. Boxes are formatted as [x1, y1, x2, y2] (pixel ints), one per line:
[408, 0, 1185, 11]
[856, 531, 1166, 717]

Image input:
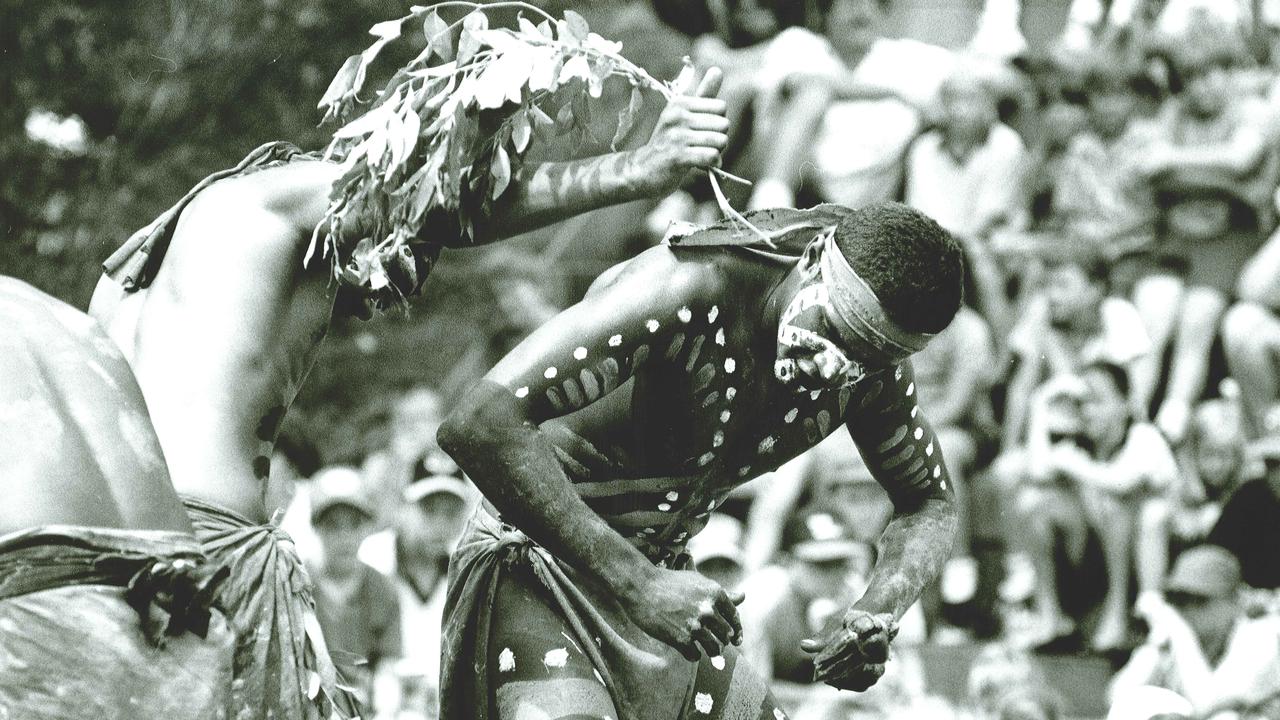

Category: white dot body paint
[707, 500, 717, 511]
[810, 390, 822, 401]
[711, 655, 726, 670]
[609, 334, 623, 347]
[784, 408, 798, 423]
[514, 386, 529, 398]
[720, 410, 731, 423]
[738, 466, 751, 477]
[714, 328, 726, 346]
[724, 358, 736, 373]
[574, 347, 588, 360]
[758, 436, 775, 454]
[544, 367, 558, 379]
[907, 382, 914, 396]
[911, 406, 920, 418]
[658, 503, 672, 512]
[695, 693, 714, 714]
[914, 427, 924, 440]
[665, 491, 679, 502]
[775, 710, 787, 720]
[933, 465, 942, 478]
[708, 306, 719, 323]
[499, 648, 516, 672]
[677, 306, 693, 323]
[698, 452, 715, 466]
[941, 480, 948, 490]
[926, 442, 934, 456]
[713, 431, 724, 447]
[595, 669, 606, 685]
[725, 387, 737, 401]
[543, 648, 569, 668]
[895, 366, 904, 381]
[646, 319, 660, 332]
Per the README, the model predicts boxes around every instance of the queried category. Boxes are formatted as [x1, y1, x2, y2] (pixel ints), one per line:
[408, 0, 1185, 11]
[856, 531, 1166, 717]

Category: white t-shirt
[905, 123, 1027, 239]
[756, 29, 955, 208]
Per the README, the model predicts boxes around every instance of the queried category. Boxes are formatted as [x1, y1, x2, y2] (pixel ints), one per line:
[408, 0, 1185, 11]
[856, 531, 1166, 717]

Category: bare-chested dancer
[89, 48, 730, 715]
[0, 277, 233, 719]
[436, 202, 963, 719]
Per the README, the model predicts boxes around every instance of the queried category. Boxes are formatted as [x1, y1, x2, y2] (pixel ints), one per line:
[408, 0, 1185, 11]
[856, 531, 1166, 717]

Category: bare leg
[1014, 485, 1081, 644]
[1134, 497, 1172, 598]
[1130, 274, 1184, 420]
[1086, 492, 1136, 651]
[1222, 302, 1280, 436]
[1158, 286, 1227, 443]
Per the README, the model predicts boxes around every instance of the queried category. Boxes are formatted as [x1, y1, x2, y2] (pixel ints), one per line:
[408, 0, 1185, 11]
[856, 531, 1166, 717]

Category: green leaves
[315, 2, 678, 310]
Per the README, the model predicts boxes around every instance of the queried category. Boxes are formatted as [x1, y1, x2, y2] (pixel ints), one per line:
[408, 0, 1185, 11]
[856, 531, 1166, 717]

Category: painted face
[774, 279, 870, 392]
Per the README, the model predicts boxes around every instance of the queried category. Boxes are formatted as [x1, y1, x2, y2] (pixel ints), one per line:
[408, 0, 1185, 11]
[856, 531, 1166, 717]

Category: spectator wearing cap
[1128, 24, 1277, 443]
[308, 466, 402, 709]
[738, 508, 877, 684]
[1136, 399, 1251, 608]
[1111, 545, 1280, 719]
[687, 513, 748, 593]
[1006, 364, 1177, 652]
[1208, 433, 1280, 593]
[1222, 216, 1280, 438]
[361, 475, 473, 720]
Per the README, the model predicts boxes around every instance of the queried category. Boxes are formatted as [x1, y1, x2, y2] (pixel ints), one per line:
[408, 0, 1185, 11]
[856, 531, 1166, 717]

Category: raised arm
[480, 70, 729, 240]
[799, 361, 957, 691]
[436, 248, 742, 660]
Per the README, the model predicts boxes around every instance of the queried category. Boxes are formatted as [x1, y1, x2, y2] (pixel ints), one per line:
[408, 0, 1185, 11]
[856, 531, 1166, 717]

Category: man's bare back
[0, 277, 192, 535]
[91, 160, 341, 522]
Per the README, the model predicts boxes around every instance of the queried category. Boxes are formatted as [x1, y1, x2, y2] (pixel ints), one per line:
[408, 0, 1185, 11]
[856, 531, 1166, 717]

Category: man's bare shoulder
[586, 243, 732, 302]
[189, 159, 342, 236]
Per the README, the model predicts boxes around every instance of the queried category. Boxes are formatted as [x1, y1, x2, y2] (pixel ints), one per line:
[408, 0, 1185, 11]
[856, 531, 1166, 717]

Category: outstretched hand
[636, 66, 730, 195]
[800, 609, 898, 692]
[620, 567, 744, 662]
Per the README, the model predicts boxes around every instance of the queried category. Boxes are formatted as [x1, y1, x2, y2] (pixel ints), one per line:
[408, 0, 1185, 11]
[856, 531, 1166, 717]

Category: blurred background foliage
[1, 0, 687, 462]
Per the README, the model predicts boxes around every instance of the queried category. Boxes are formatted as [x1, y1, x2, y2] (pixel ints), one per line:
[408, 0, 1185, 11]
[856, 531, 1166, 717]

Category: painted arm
[437, 248, 742, 660]
[478, 70, 729, 241]
[799, 361, 957, 691]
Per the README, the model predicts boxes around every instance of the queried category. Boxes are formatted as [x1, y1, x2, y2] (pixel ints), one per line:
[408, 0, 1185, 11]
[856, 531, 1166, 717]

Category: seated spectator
[363, 475, 473, 720]
[1051, 48, 1158, 256]
[1006, 364, 1177, 651]
[1128, 25, 1277, 441]
[1002, 250, 1151, 449]
[687, 512, 748, 592]
[1110, 545, 1280, 719]
[1208, 433, 1280, 593]
[1136, 399, 1250, 608]
[308, 466, 402, 708]
[904, 59, 1028, 245]
[1223, 218, 1280, 437]
[747, 0, 956, 210]
[361, 387, 458, 526]
[739, 508, 877, 684]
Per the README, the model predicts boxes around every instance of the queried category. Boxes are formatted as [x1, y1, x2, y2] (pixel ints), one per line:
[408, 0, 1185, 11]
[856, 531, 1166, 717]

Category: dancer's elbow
[437, 380, 524, 459]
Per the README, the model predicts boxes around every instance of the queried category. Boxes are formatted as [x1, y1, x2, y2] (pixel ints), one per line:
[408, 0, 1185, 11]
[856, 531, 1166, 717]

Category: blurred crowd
[264, 1, 1280, 718]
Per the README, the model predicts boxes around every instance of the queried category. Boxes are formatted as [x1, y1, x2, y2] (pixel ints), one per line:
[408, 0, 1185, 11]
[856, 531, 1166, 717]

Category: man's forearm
[439, 383, 655, 596]
[851, 497, 956, 620]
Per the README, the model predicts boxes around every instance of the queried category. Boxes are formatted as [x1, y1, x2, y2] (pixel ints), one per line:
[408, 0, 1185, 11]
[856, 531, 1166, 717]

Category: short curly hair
[833, 202, 964, 335]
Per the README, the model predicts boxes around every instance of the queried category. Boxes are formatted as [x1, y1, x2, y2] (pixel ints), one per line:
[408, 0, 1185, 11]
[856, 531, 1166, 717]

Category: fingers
[700, 601, 736, 649]
[685, 112, 731, 133]
[726, 589, 746, 606]
[691, 620, 724, 658]
[799, 637, 824, 654]
[672, 59, 697, 95]
[695, 66, 724, 98]
[715, 591, 744, 644]
[819, 663, 886, 692]
[682, 130, 730, 151]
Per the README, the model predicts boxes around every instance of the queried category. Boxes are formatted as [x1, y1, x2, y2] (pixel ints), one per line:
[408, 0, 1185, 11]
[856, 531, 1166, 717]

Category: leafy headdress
[309, 2, 684, 313]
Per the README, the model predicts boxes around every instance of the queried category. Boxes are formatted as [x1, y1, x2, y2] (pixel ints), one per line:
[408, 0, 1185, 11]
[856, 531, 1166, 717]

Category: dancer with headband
[438, 201, 964, 719]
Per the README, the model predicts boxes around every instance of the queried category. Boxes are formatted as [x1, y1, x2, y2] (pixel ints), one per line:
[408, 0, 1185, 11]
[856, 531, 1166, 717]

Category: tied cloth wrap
[182, 495, 360, 720]
[103, 141, 310, 293]
[666, 204, 933, 366]
[0, 525, 235, 720]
